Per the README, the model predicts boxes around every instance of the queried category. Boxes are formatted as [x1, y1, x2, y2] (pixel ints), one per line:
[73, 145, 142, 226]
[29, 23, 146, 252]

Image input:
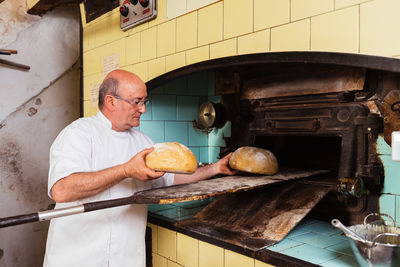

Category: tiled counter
[148, 200, 359, 267]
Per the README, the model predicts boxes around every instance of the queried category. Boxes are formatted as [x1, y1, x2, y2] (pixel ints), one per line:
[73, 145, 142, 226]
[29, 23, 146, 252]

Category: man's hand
[174, 152, 238, 185]
[212, 152, 238, 176]
[122, 148, 165, 181]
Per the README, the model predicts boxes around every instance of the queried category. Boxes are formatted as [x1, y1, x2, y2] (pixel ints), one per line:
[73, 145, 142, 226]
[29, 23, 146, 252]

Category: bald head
[98, 69, 146, 109]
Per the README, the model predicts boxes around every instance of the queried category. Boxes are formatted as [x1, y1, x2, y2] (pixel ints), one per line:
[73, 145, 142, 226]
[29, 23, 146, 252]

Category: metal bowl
[332, 213, 400, 267]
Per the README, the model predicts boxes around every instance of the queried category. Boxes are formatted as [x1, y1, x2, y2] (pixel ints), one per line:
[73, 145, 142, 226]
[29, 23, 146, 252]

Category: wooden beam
[27, 0, 80, 16]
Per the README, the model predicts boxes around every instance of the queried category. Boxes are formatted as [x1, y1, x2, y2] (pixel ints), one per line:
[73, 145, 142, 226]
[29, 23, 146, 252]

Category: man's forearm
[51, 164, 127, 203]
[174, 164, 218, 185]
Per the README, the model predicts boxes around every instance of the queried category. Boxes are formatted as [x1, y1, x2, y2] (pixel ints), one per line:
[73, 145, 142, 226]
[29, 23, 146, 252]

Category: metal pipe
[38, 205, 85, 221]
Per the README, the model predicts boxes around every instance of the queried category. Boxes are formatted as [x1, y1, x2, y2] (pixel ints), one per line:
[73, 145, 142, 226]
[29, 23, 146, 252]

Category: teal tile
[207, 70, 215, 96]
[199, 147, 209, 163]
[165, 121, 188, 146]
[177, 96, 199, 121]
[148, 204, 176, 212]
[140, 121, 165, 143]
[156, 207, 180, 220]
[320, 254, 358, 267]
[267, 238, 303, 252]
[377, 135, 392, 155]
[152, 94, 177, 120]
[330, 232, 350, 241]
[381, 155, 400, 194]
[149, 85, 164, 94]
[281, 244, 342, 265]
[285, 227, 311, 239]
[189, 146, 200, 162]
[222, 121, 231, 138]
[141, 94, 152, 120]
[175, 199, 211, 208]
[209, 128, 226, 147]
[187, 71, 209, 96]
[164, 77, 187, 95]
[397, 195, 400, 225]
[199, 96, 208, 104]
[189, 126, 208, 146]
[325, 240, 354, 256]
[290, 232, 344, 249]
[306, 221, 342, 236]
[156, 205, 204, 221]
[208, 96, 221, 103]
[379, 193, 396, 222]
[298, 218, 321, 226]
[209, 146, 221, 163]
[180, 206, 206, 218]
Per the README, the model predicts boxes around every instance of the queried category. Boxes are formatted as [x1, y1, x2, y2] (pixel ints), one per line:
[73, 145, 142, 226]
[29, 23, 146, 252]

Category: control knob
[139, 0, 149, 7]
[119, 5, 129, 16]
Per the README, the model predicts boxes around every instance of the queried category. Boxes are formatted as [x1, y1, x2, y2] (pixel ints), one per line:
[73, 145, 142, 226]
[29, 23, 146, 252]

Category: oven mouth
[254, 135, 341, 177]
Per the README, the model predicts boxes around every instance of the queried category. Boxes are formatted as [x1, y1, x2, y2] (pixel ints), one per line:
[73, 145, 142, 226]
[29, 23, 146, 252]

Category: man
[43, 69, 236, 267]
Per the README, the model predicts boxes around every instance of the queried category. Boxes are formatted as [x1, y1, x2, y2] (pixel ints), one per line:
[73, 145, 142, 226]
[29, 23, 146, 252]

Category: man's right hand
[122, 147, 165, 181]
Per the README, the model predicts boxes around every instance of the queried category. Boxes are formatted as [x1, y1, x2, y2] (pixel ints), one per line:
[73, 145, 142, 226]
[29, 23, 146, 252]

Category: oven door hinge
[353, 114, 383, 134]
[337, 177, 369, 198]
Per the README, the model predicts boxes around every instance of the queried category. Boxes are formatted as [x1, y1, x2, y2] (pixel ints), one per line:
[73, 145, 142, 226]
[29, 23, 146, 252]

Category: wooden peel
[0, 169, 328, 228]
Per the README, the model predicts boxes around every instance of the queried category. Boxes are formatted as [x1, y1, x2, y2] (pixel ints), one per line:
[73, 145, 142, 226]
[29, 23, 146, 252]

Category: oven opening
[253, 135, 341, 176]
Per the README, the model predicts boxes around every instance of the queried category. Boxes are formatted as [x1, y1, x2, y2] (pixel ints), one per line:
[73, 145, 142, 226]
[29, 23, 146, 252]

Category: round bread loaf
[229, 146, 278, 175]
[145, 142, 198, 173]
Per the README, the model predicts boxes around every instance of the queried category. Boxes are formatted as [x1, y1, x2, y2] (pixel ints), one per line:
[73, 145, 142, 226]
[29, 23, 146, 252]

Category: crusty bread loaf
[145, 142, 198, 173]
[229, 146, 278, 175]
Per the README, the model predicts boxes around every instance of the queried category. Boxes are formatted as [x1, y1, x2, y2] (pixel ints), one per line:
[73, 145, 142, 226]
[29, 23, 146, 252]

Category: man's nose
[138, 104, 147, 113]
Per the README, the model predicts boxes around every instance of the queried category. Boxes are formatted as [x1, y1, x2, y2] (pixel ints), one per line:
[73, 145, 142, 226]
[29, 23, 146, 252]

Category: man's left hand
[213, 152, 238, 176]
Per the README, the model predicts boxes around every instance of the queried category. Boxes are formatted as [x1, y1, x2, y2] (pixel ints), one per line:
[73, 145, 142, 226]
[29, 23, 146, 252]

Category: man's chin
[131, 118, 140, 128]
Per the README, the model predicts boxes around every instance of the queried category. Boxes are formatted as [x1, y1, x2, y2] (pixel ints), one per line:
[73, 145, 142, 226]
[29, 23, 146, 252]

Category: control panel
[120, 0, 157, 31]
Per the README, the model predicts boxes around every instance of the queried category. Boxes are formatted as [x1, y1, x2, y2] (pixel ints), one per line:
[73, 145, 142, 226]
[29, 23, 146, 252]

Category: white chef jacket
[43, 111, 174, 267]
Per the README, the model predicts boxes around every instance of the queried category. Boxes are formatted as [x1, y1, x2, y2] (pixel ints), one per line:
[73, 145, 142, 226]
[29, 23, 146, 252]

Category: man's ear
[103, 94, 116, 111]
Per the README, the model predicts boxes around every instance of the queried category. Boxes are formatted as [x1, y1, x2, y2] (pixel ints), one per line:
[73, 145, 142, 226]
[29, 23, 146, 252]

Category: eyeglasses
[113, 95, 150, 108]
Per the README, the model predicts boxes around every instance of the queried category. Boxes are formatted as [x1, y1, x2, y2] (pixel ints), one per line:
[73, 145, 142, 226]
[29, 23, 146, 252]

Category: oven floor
[148, 199, 358, 267]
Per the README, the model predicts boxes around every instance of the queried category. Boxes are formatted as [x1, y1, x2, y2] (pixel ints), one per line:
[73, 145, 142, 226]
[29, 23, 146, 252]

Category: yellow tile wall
[271, 19, 310, 52]
[311, 6, 359, 53]
[335, 0, 370, 9]
[166, 52, 186, 72]
[177, 233, 198, 267]
[82, 0, 400, 84]
[80, 2, 400, 265]
[238, 30, 270, 55]
[157, 20, 176, 57]
[152, 226, 275, 267]
[291, 0, 334, 21]
[158, 226, 177, 261]
[254, 0, 290, 30]
[166, 0, 187, 20]
[141, 27, 157, 61]
[199, 241, 224, 267]
[186, 46, 210, 65]
[224, 0, 253, 39]
[210, 38, 237, 59]
[126, 33, 141, 65]
[198, 2, 223, 46]
[360, 0, 400, 57]
[225, 249, 255, 267]
[176, 12, 198, 52]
